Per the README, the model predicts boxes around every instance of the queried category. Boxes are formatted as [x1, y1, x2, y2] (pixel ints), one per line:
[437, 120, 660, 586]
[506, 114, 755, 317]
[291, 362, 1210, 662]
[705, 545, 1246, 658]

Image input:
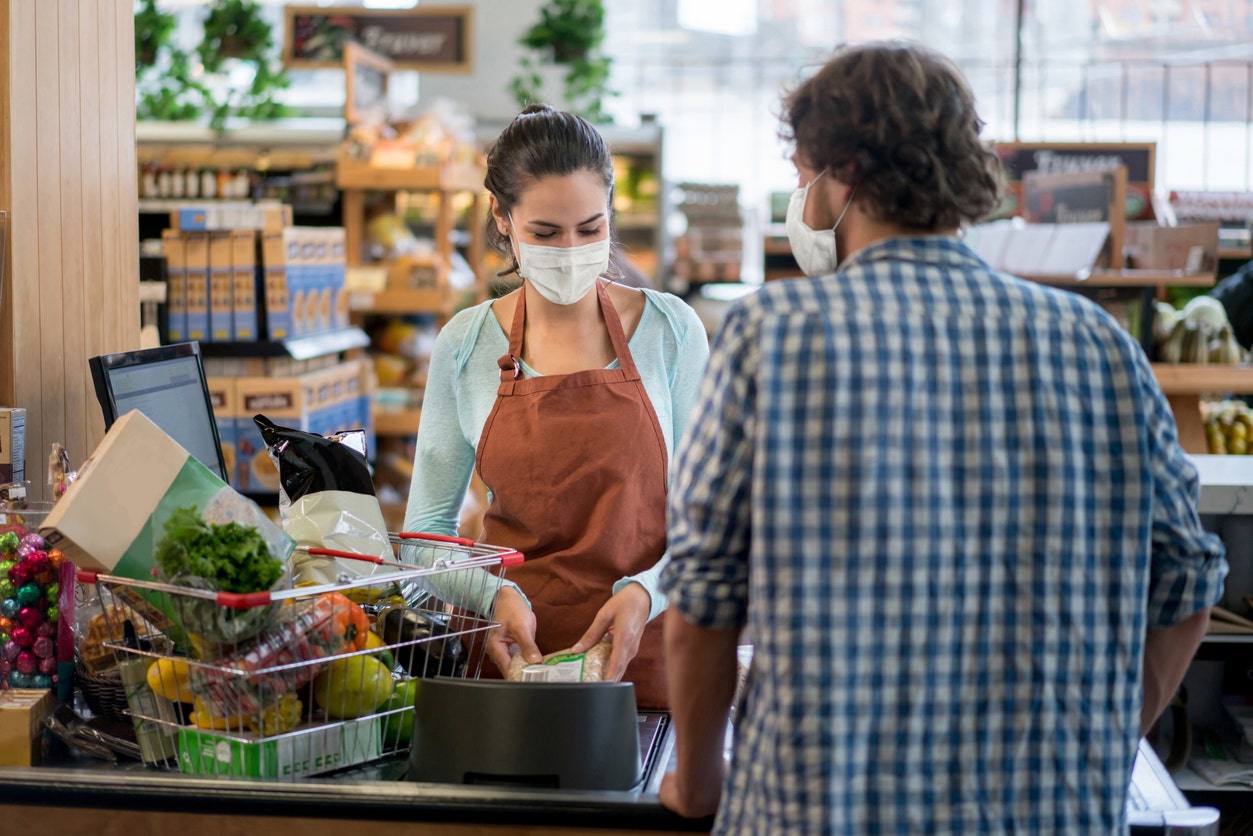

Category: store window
[603, 0, 1253, 235]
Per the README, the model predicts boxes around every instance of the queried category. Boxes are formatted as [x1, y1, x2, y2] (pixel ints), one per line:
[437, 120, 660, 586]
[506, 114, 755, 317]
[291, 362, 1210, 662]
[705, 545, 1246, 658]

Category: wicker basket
[76, 661, 130, 722]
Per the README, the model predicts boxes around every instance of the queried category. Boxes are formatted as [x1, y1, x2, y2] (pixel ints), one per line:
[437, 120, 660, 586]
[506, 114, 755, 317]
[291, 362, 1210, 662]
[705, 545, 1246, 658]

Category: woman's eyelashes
[530, 226, 603, 241]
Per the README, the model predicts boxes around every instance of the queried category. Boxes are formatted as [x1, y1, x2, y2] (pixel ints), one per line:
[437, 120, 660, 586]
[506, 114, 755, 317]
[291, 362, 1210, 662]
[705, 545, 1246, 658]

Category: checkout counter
[0, 456, 1246, 834]
[0, 712, 1219, 835]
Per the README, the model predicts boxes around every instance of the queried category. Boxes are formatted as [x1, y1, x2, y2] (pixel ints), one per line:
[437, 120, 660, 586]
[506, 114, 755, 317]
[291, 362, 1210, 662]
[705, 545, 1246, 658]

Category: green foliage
[198, 0, 272, 72]
[155, 506, 284, 594]
[509, 0, 615, 123]
[134, 0, 291, 132]
[134, 0, 176, 72]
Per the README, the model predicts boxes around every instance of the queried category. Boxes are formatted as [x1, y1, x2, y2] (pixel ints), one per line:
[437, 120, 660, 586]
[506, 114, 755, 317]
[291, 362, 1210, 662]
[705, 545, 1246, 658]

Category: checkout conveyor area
[0, 454, 1247, 834]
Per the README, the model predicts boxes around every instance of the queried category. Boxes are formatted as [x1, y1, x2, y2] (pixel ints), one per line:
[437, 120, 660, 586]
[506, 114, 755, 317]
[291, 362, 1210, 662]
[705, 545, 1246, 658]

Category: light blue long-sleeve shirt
[402, 287, 710, 621]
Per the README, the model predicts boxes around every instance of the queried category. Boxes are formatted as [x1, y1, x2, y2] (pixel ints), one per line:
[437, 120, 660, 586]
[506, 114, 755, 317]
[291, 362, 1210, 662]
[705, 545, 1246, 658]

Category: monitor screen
[89, 342, 227, 481]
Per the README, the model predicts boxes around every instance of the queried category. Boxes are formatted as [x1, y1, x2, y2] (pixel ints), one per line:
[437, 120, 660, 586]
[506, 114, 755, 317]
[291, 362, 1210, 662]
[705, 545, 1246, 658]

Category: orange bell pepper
[320, 592, 369, 651]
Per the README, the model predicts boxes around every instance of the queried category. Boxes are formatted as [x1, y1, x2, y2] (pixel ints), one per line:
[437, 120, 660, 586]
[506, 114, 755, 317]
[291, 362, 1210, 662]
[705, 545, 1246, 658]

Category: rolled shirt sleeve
[1135, 350, 1228, 628]
[662, 303, 756, 631]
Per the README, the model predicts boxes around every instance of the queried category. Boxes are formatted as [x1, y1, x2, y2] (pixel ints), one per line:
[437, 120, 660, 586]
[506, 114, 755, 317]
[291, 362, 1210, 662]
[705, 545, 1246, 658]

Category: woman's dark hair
[484, 104, 616, 276]
[780, 41, 1002, 231]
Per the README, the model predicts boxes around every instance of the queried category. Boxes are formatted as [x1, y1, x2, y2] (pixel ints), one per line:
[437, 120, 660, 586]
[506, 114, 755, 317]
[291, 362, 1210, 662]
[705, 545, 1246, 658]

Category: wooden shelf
[335, 161, 484, 193]
[1151, 364, 1253, 396]
[347, 288, 457, 315]
[1219, 245, 1252, 261]
[1021, 268, 1217, 288]
[373, 408, 422, 437]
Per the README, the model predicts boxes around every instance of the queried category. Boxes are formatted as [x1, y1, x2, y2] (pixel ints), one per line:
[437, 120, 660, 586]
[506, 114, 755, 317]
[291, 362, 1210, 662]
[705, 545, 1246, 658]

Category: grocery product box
[329, 228, 348, 331]
[161, 229, 187, 342]
[176, 714, 383, 781]
[206, 377, 239, 490]
[232, 229, 259, 342]
[0, 407, 26, 486]
[260, 229, 292, 340]
[208, 231, 234, 342]
[0, 688, 54, 767]
[173, 203, 292, 233]
[235, 376, 312, 493]
[184, 232, 210, 342]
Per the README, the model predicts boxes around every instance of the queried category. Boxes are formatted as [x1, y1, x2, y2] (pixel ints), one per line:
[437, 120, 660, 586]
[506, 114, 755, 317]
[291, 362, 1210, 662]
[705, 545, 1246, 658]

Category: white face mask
[509, 214, 610, 305]
[785, 169, 854, 277]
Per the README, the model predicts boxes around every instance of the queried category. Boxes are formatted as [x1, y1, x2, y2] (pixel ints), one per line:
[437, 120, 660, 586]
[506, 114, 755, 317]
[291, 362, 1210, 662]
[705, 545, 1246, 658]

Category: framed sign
[993, 141, 1155, 222]
[285, 5, 472, 72]
[344, 42, 392, 126]
[1022, 165, 1127, 270]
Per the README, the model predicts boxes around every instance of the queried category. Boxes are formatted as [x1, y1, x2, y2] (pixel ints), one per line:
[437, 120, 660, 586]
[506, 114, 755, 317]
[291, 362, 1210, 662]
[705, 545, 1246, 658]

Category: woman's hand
[487, 586, 541, 676]
[570, 582, 651, 681]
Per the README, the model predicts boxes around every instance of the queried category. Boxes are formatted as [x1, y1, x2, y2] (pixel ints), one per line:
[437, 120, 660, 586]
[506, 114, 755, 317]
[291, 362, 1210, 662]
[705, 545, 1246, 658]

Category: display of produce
[1204, 399, 1253, 455]
[1153, 296, 1249, 365]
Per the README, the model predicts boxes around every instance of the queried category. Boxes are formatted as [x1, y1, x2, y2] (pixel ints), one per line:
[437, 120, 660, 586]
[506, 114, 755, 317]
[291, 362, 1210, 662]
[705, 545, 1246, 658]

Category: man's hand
[571, 582, 651, 681]
[659, 766, 723, 819]
[487, 586, 541, 676]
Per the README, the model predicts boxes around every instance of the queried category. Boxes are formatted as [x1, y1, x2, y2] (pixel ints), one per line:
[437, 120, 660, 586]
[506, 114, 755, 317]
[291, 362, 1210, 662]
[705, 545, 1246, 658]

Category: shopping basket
[76, 532, 522, 780]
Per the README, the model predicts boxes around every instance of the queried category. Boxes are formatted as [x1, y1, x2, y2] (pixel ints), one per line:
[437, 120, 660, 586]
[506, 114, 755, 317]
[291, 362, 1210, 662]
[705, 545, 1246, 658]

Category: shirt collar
[839, 234, 987, 274]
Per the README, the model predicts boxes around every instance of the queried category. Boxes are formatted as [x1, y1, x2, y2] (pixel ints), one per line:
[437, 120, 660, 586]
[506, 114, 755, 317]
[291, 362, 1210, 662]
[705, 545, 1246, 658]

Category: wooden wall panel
[0, 0, 138, 500]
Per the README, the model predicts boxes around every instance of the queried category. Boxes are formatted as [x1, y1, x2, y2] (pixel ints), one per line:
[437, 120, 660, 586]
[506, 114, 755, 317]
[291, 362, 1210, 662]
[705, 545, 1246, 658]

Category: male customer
[659, 40, 1228, 834]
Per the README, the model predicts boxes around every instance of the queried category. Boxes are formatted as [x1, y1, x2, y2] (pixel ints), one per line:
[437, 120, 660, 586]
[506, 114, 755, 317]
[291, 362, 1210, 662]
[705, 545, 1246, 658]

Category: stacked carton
[160, 220, 346, 344]
[208, 359, 373, 492]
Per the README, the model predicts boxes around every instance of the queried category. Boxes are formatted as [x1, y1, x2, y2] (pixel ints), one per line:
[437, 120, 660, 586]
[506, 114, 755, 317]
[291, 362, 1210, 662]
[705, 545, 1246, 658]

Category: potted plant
[508, 0, 614, 123]
[199, 0, 272, 69]
[134, 0, 175, 70]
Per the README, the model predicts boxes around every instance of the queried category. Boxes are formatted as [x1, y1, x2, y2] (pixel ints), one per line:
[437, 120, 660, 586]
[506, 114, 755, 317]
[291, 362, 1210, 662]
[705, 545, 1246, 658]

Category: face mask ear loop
[830, 181, 858, 233]
[506, 210, 523, 276]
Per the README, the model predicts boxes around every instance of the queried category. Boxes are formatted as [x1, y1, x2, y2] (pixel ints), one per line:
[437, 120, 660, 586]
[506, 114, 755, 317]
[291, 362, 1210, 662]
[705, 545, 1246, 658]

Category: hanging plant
[198, 0, 272, 70]
[508, 0, 615, 123]
[134, 0, 176, 71]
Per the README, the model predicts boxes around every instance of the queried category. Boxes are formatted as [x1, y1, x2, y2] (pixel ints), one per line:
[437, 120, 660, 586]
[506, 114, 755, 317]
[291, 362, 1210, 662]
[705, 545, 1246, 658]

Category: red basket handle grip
[397, 531, 477, 546]
[76, 569, 98, 584]
[215, 590, 273, 609]
[303, 547, 387, 565]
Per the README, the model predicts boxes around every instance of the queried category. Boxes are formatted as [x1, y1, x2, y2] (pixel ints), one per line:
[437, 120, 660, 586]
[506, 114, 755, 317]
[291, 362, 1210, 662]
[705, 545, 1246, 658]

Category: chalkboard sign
[344, 42, 392, 126]
[285, 5, 472, 72]
[993, 141, 1155, 222]
[1023, 165, 1127, 269]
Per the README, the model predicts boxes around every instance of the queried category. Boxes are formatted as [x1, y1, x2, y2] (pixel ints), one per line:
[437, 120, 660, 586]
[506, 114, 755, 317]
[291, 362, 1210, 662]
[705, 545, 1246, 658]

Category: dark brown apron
[475, 282, 670, 708]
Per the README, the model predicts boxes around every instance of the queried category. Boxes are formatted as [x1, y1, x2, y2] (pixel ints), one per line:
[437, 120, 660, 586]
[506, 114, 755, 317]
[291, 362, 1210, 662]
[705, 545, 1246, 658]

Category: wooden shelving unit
[373, 409, 423, 438]
[1151, 363, 1253, 454]
[1019, 268, 1217, 288]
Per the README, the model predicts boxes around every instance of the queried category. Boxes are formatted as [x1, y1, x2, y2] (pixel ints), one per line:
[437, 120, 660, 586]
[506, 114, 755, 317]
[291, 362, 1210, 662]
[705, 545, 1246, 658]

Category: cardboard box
[0, 408, 25, 486]
[1124, 220, 1221, 273]
[161, 229, 187, 342]
[235, 376, 311, 492]
[38, 410, 290, 576]
[184, 232, 210, 342]
[0, 688, 54, 767]
[176, 714, 383, 781]
[260, 229, 292, 340]
[206, 377, 239, 490]
[232, 229, 259, 342]
[173, 203, 292, 233]
[208, 231, 234, 342]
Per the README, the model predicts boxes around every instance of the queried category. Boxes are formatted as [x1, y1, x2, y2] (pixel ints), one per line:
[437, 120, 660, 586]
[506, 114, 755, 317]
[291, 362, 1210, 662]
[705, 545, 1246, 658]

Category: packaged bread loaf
[507, 636, 612, 683]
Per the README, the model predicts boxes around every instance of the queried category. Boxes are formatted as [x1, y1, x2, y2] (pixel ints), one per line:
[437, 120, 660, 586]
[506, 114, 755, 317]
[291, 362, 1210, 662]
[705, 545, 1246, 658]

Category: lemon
[312, 655, 394, 719]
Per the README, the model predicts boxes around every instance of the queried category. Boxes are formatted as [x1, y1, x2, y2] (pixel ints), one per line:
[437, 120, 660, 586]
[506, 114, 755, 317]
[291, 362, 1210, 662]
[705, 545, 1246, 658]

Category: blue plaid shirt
[663, 236, 1228, 835]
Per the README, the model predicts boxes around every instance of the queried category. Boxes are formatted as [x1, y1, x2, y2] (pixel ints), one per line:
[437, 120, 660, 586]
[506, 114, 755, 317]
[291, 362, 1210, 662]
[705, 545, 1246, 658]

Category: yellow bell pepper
[146, 658, 195, 703]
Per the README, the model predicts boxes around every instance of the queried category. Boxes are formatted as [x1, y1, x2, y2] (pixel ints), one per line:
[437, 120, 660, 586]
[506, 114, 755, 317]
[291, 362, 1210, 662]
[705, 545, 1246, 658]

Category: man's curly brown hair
[780, 41, 1002, 231]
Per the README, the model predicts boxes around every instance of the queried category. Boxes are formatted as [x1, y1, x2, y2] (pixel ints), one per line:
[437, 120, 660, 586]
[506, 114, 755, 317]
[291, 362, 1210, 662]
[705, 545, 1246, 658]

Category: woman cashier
[402, 105, 709, 708]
